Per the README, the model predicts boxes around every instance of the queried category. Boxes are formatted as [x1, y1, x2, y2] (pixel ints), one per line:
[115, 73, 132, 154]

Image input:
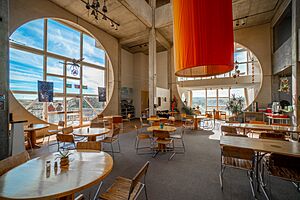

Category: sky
[9, 19, 106, 99]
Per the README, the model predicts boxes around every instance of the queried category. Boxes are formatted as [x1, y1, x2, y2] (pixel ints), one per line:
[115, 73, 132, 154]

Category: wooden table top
[220, 136, 300, 157]
[73, 127, 111, 137]
[222, 123, 300, 133]
[24, 124, 49, 132]
[147, 117, 168, 121]
[194, 115, 207, 119]
[147, 126, 177, 132]
[0, 151, 113, 200]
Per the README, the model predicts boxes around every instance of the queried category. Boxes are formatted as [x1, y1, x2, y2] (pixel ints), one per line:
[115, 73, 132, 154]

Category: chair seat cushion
[223, 157, 253, 170]
[100, 176, 143, 200]
[100, 137, 117, 143]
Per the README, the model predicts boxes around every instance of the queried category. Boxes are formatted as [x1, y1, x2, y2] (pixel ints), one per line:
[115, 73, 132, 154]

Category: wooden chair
[99, 128, 121, 158]
[221, 126, 237, 136]
[56, 133, 75, 150]
[100, 161, 150, 200]
[248, 120, 267, 137]
[140, 117, 150, 128]
[220, 144, 256, 198]
[152, 130, 175, 160]
[43, 121, 65, 145]
[261, 153, 300, 199]
[24, 131, 33, 151]
[259, 132, 286, 141]
[62, 126, 73, 134]
[134, 125, 153, 154]
[150, 115, 157, 118]
[76, 141, 101, 151]
[0, 151, 30, 176]
[152, 122, 160, 126]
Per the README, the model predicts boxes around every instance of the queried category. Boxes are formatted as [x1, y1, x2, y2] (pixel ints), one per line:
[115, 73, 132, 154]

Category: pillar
[0, 0, 9, 159]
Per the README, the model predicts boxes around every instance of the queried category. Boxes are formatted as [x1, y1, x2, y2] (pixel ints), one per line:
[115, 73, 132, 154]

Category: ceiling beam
[119, 30, 149, 45]
[155, 3, 173, 28]
[156, 30, 171, 49]
[118, 0, 152, 28]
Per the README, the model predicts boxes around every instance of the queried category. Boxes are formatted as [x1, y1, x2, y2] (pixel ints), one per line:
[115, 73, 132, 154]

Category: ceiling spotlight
[235, 19, 239, 27]
[241, 18, 246, 26]
[102, 15, 107, 20]
[91, 10, 95, 16]
[86, 4, 90, 9]
[115, 25, 118, 30]
[102, 0, 108, 13]
[111, 21, 114, 27]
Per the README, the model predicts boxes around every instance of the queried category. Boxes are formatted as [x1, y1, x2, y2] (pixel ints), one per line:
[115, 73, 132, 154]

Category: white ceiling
[50, 0, 283, 53]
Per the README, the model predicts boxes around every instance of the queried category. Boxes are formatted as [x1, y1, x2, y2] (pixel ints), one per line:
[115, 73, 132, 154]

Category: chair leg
[181, 138, 185, 152]
[111, 143, 114, 159]
[136, 140, 139, 154]
[219, 165, 225, 190]
[28, 137, 33, 151]
[117, 139, 121, 152]
[144, 184, 148, 200]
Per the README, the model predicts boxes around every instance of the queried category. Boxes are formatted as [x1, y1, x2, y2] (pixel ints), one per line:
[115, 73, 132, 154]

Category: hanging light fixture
[173, 0, 234, 77]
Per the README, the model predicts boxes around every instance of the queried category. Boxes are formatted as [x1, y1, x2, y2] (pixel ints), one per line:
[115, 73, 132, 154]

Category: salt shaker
[46, 160, 51, 177]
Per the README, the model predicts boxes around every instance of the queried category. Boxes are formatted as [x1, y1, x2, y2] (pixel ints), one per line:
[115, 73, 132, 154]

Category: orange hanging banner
[173, 0, 234, 77]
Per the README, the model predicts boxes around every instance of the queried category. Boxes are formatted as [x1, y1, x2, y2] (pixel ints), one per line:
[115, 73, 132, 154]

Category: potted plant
[56, 150, 72, 168]
[225, 94, 244, 116]
[181, 104, 195, 116]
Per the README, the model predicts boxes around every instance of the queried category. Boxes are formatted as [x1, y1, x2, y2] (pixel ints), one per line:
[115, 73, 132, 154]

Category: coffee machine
[272, 102, 281, 113]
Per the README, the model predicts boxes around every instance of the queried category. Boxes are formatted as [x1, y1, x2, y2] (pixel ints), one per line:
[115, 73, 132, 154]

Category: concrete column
[0, 0, 9, 159]
[148, 0, 156, 115]
[291, 0, 300, 125]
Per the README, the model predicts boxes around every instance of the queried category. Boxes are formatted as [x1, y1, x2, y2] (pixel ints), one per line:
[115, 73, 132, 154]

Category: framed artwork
[38, 81, 53, 102]
[98, 87, 106, 102]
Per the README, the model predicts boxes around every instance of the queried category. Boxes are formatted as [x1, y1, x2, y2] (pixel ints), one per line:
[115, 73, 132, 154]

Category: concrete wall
[156, 87, 170, 110]
[234, 23, 272, 108]
[121, 49, 134, 88]
[8, 0, 120, 127]
[156, 51, 168, 89]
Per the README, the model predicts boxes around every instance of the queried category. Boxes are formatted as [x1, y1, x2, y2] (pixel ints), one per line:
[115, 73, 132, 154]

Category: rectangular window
[10, 49, 43, 92]
[47, 19, 80, 59]
[83, 34, 105, 66]
[47, 76, 64, 93]
[47, 57, 64, 75]
[66, 79, 80, 94]
[83, 66, 105, 95]
[192, 90, 206, 113]
[207, 89, 217, 97]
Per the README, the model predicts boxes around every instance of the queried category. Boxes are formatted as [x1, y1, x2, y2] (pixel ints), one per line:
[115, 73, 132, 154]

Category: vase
[60, 157, 69, 168]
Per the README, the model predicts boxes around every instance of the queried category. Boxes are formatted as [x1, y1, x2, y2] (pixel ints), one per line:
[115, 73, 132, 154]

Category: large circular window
[9, 18, 111, 126]
[177, 43, 263, 114]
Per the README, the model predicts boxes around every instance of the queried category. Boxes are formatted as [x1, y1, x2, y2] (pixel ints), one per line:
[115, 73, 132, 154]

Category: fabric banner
[98, 87, 106, 102]
[38, 81, 53, 102]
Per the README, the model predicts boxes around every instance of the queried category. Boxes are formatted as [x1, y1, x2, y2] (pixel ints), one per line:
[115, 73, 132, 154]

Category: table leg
[28, 130, 41, 149]
[256, 152, 260, 192]
[88, 136, 96, 141]
[58, 193, 74, 200]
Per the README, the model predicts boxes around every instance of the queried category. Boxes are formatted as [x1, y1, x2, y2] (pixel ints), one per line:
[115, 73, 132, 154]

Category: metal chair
[261, 153, 300, 199]
[99, 128, 121, 158]
[152, 130, 175, 160]
[134, 125, 153, 154]
[99, 161, 150, 200]
[140, 117, 150, 128]
[220, 136, 256, 198]
[76, 141, 101, 151]
[170, 127, 185, 153]
[43, 120, 64, 145]
[56, 133, 75, 150]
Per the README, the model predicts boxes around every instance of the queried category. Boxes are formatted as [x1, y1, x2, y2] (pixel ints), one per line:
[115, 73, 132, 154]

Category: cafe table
[220, 136, 300, 193]
[73, 127, 111, 141]
[147, 117, 168, 122]
[147, 125, 177, 132]
[24, 124, 50, 148]
[0, 150, 113, 200]
[193, 115, 207, 130]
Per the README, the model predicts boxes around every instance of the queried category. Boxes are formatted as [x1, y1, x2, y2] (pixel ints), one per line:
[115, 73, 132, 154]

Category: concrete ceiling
[50, 0, 283, 54]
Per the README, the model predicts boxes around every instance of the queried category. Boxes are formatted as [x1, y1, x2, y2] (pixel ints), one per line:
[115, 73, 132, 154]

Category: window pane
[83, 34, 105, 66]
[82, 96, 105, 122]
[10, 49, 43, 92]
[48, 97, 64, 124]
[66, 79, 80, 94]
[47, 19, 80, 59]
[67, 97, 80, 112]
[192, 90, 206, 113]
[207, 89, 217, 97]
[47, 76, 64, 93]
[47, 57, 64, 75]
[230, 88, 244, 98]
[218, 98, 229, 106]
[83, 66, 105, 95]
[234, 51, 247, 63]
[218, 89, 229, 97]
[236, 63, 247, 75]
[10, 19, 44, 50]
[13, 93, 43, 119]
[207, 98, 217, 106]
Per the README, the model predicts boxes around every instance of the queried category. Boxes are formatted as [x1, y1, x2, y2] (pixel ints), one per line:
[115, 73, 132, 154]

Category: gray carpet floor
[31, 125, 300, 200]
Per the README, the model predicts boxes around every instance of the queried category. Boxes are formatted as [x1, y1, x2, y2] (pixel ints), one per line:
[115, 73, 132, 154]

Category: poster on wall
[98, 87, 106, 102]
[38, 81, 53, 102]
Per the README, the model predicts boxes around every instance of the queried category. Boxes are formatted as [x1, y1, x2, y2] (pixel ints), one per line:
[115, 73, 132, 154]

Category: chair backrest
[160, 119, 168, 123]
[112, 128, 121, 138]
[222, 146, 254, 161]
[259, 132, 286, 141]
[57, 133, 74, 143]
[152, 122, 160, 126]
[97, 113, 104, 119]
[221, 126, 237, 135]
[0, 151, 30, 176]
[62, 126, 73, 134]
[150, 115, 157, 118]
[269, 153, 300, 169]
[129, 161, 150, 199]
[249, 120, 266, 125]
[153, 130, 170, 139]
[76, 141, 101, 151]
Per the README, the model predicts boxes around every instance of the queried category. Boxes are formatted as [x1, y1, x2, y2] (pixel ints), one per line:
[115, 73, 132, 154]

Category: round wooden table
[147, 117, 168, 122]
[147, 125, 177, 132]
[73, 127, 111, 141]
[24, 124, 50, 148]
[0, 151, 113, 200]
[194, 115, 207, 130]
